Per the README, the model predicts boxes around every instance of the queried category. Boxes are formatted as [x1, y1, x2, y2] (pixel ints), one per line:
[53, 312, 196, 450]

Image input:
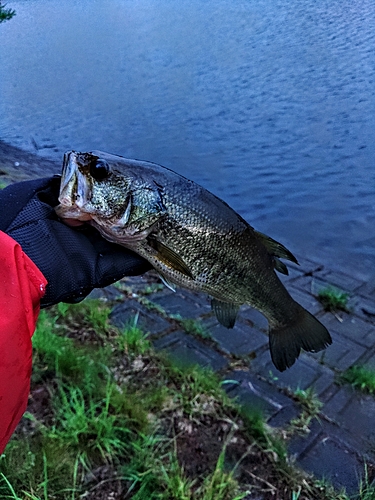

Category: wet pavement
[94, 258, 375, 495]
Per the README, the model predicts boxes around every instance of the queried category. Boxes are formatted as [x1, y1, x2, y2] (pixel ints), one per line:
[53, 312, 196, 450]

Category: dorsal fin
[254, 231, 299, 268]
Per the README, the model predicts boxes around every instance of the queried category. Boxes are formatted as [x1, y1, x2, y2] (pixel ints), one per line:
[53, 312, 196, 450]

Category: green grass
[120, 433, 249, 500]
[317, 285, 350, 312]
[341, 365, 375, 394]
[2, 298, 246, 498]
[179, 318, 211, 340]
[0, 297, 372, 499]
[47, 381, 131, 461]
[31, 307, 110, 388]
[357, 465, 375, 500]
[55, 299, 112, 334]
[116, 322, 151, 355]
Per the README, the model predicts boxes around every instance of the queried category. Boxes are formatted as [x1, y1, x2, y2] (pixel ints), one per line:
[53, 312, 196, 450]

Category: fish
[55, 150, 332, 371]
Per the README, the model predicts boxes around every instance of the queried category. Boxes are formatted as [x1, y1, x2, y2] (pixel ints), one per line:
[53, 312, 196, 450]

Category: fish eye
[90, 159, 110, 180]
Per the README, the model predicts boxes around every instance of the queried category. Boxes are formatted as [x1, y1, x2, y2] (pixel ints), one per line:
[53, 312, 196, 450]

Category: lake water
[1, 0, 374, 280]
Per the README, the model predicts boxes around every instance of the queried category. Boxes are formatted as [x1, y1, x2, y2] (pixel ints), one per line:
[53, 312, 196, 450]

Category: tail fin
[269, 306, 332, 372]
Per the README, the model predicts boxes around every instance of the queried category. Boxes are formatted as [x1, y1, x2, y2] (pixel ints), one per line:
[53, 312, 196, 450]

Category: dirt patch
[14, 383, 54, 439]
[81, 465, 128, 500]
[28, 384, 54, 424]
[175, 416, 227, 477]
[173, 413, 297, 500]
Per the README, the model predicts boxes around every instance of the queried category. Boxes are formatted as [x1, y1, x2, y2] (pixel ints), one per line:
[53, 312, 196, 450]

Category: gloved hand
[0, 176, 151, 307]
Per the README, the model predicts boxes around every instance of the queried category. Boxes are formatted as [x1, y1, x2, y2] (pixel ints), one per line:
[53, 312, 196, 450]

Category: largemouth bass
[55, 151, 331, 371]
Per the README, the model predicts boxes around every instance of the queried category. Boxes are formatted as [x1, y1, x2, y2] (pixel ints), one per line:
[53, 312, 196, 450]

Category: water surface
[1, 0, 374, 279]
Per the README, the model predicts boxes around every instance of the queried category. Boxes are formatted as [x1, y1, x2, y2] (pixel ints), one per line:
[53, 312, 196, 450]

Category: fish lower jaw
[57, 196, 73, 207]
[55, 204, 93, 222]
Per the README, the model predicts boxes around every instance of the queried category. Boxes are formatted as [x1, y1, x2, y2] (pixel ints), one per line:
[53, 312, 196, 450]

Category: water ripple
[0, 0, 374, 278]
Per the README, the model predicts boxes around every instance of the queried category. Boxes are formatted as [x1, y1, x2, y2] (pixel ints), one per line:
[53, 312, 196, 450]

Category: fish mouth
[56, 151, 93, 221]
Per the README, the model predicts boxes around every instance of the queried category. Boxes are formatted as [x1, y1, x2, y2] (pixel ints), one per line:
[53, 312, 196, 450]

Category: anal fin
[211, 298, 239, 329]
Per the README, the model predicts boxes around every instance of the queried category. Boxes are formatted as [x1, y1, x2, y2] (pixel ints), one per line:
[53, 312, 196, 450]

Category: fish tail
[269, 305, 332, 372]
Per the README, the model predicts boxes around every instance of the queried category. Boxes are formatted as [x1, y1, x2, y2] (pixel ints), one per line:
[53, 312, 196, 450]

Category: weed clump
[341, 365, 375, 394]
[317, 286, 350, 312]
[289, 387, 323, 434]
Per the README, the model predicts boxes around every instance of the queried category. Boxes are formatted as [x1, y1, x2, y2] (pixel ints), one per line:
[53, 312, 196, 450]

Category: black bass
[55, 151, 331, 371]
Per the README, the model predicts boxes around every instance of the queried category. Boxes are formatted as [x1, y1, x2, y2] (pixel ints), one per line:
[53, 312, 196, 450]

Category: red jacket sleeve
[0, 231, 47, 454]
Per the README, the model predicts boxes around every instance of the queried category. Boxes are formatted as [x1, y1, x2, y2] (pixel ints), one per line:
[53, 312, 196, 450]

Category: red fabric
[0, 232, 47, 454]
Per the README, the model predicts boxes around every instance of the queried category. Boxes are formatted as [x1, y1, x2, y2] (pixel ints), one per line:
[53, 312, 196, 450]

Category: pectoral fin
[148, 237, 193, 278]
[211, 298, 239, 329]
[158, 273, 177, 292]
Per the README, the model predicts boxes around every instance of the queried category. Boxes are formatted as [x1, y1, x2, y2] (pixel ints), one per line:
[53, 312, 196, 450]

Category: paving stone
[153, 330, 228, 371]
[288, 287, 323, 315]
[239, 306, 269, 332]
[110, 299, 171, 336]
[297, 434, 365, 494]
[290, 275, 323, 296]
[353, 296, 375, 325]
[326, 392, 375, 451]
[290, 274, 363, 320]
[357, 275, 375, 297]
[319, 382, 341, 405]
[277, 261, 306, 282]
[289, 416, 369, 467]
[320, 312, 375, 348]
[309, 331, 366, 371]
[322, 386, 375, 457]
[121, 274, 161, 292]
[273, 360, 334, 395]
[319, 270, 365, 293]
[252, 350, 334, 397]
[304, 368, 336, 398]
[224, 370, 299, 425]
[149, 290, 211, 318]
[87, 285, 123, 301]
[361, 303, 375, 319]
[288, 419, 326, 459]
[321, 386, 355, 419]
[267, 404, 301, 428]
[287, 258, 325, 278]
[205, 321, 268, 357]
[362, 353, 375, 371]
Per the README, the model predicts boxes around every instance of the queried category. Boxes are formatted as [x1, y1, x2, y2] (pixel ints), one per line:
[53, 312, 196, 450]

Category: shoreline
[0, 140, 60, 184]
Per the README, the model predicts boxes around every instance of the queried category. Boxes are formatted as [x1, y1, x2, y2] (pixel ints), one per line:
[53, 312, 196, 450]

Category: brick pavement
[96, 258, 375, 495]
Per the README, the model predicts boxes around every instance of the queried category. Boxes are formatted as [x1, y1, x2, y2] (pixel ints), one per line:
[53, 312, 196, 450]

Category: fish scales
[119, 169, 300, 326]
[55, 150, 332, 371]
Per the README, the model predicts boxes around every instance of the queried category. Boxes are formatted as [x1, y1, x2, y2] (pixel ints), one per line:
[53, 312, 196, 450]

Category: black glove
[0, 176, 151, 307]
